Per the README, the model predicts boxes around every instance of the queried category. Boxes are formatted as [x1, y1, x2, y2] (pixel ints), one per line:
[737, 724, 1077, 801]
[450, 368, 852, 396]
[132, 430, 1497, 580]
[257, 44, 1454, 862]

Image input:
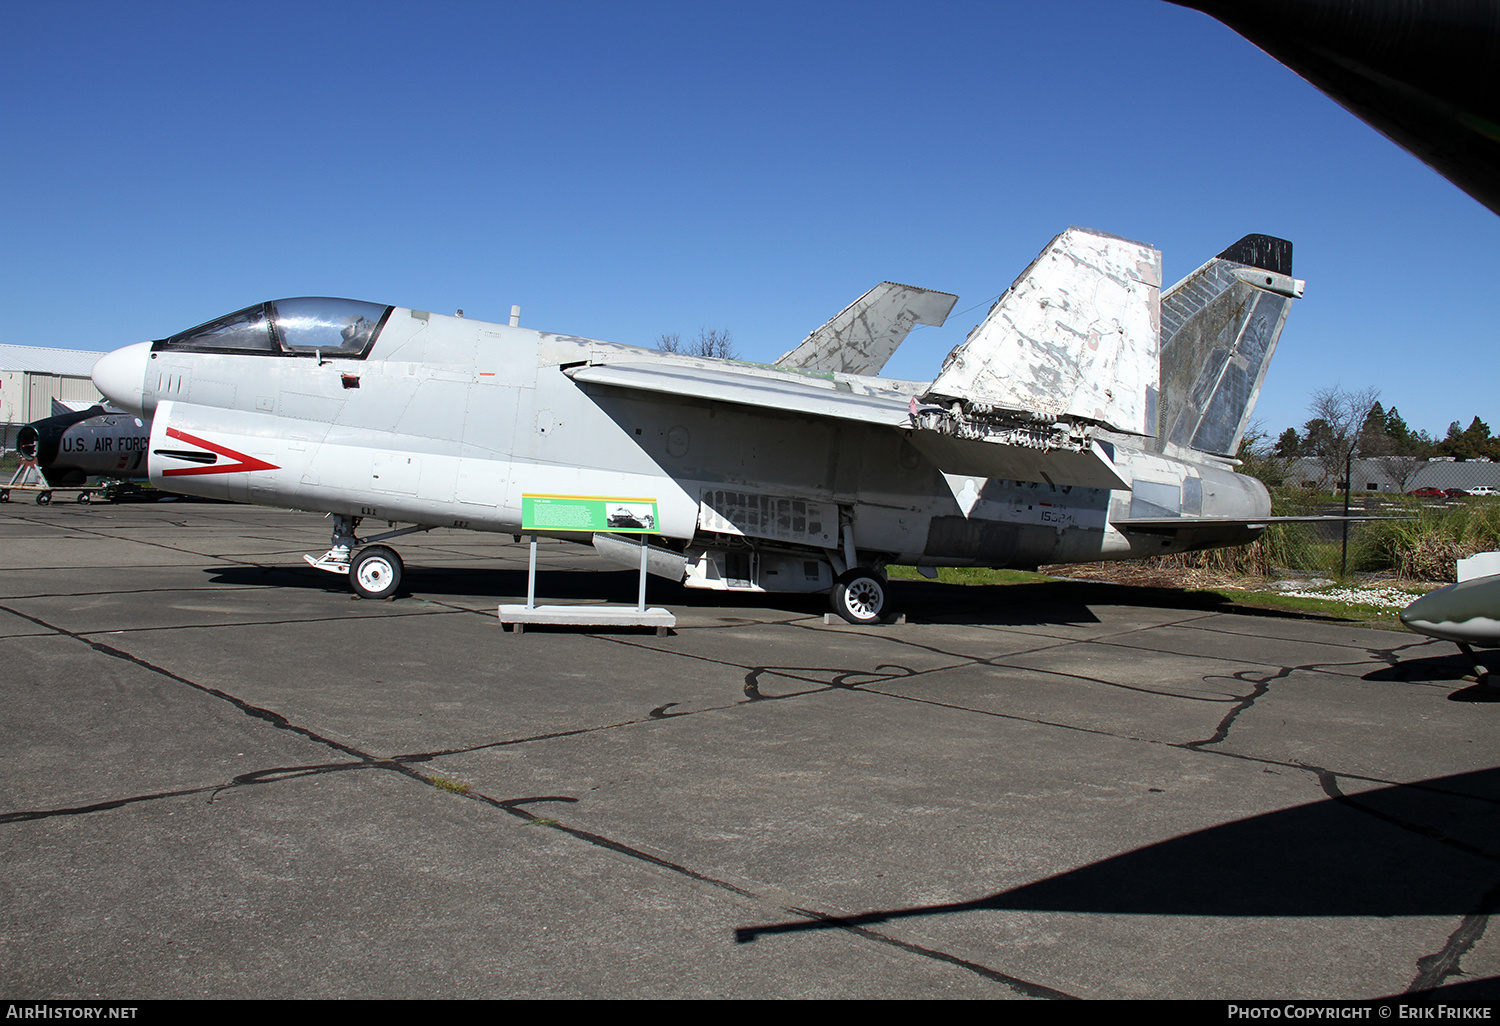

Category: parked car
[1408, 487, 1447, 497]
[1443, 488, 1471, 498]
[1467, 486, 1498, 497]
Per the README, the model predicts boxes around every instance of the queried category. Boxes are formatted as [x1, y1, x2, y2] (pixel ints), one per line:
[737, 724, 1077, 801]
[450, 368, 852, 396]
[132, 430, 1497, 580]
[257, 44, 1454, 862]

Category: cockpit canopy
[153, 298, 393, 359]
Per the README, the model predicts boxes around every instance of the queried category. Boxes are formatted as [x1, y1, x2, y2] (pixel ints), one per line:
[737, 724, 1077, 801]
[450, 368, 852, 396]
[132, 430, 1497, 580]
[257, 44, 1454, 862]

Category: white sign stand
[499, 534, 676, 635]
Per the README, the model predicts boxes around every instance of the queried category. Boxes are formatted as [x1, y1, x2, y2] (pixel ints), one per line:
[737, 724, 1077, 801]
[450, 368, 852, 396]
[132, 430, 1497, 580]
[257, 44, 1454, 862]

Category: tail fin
[1152, 234, 1305, 458]
[774, 282, 956, 376]
[925, 226, 1163, 436]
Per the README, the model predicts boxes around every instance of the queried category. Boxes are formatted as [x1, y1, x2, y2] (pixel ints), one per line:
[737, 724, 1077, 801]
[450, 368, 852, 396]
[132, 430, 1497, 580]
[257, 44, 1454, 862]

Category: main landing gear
[825, 515, 894, 626]
[303, 515, 432, 599]
[831, 567, 890, 625]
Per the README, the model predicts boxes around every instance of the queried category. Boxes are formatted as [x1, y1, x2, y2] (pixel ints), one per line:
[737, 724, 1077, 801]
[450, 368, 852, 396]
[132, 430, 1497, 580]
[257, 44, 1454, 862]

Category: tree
[1360, 403, 1433, 491]
[657, 327, 737, 360]
[1358, 401, 1388, 453]
[1438, 416, 1497, 461]
[1383, 406, 1413, 446]
[1305, 385, 1381, 491]
[1236, 422, 1286, 487]
[1274, 427, 1302, 458]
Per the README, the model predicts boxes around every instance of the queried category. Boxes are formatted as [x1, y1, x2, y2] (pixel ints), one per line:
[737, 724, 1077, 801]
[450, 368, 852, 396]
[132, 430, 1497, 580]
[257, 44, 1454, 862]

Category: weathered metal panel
[774, 282, 958, 376]
[1154, 244, 1304, 458]
[567, 363, 913, 427]
[927, 227, 1162, 435]
[698, 490, 838, 547]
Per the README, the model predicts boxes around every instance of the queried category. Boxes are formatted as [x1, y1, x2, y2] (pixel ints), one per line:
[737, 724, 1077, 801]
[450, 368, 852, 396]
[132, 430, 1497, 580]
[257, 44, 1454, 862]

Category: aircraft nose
[92, 342, 152, 415]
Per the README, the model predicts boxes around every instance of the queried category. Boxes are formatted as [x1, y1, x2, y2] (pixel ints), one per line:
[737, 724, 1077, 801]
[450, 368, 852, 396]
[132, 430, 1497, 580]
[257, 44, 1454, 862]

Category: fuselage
[1401, 577, 1500, 649]
[92, 299, 1271, 592]
[16, 407, 150, 487]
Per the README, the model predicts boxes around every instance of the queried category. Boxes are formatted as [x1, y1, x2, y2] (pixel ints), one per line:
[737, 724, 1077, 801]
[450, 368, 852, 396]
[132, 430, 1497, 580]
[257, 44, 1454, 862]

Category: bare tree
[657, 327, 736, 360]
[1306, 385, 1381, 491]
[1235, 420, 1287, 487]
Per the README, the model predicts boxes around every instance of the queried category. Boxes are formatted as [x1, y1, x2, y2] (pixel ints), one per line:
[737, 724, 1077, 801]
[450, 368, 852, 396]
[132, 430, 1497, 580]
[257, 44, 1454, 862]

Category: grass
[1209, 584, 1427, 627]
[1128, 491, 1498, 583]
[885, 566, 1049, 586]
[429, 775, 471, 795]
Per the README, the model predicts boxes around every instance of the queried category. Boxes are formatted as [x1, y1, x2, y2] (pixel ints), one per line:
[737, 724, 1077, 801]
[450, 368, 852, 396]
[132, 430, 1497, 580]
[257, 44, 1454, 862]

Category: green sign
[521, 493, 659, 533]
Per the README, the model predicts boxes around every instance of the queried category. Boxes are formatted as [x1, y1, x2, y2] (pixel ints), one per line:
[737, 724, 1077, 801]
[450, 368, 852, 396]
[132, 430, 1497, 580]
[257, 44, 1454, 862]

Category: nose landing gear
[303, 514, 431, 599]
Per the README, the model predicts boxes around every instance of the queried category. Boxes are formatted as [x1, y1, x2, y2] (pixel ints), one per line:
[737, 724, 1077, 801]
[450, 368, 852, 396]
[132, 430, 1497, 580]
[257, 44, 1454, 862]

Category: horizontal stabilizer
[775, 282, 958, 376]
[1115, 514, 1411, 529]
[926, 227, 1162, 436]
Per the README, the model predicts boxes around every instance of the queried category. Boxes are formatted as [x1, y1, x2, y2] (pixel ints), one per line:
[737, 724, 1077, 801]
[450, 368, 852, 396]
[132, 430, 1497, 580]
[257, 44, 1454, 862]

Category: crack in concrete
[1183, 666, 1293, 749]
[1, 600, 1059, 996]
[7, 559, 1492, 998]
[1408, 894, 1500, 996]
[1313, 767, 1500, 994]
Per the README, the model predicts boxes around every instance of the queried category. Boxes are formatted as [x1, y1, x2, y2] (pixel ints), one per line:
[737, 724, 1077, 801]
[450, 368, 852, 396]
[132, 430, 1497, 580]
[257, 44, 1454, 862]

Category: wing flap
[911, 434, 1128, 491]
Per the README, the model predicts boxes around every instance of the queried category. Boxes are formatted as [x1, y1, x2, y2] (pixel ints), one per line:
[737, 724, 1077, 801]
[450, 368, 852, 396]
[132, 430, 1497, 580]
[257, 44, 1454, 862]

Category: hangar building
[0, 345, 107, 451]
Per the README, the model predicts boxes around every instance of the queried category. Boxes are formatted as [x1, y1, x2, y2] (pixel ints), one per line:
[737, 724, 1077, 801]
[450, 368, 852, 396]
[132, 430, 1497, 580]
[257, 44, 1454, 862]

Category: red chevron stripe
[160, 426, 280, 477]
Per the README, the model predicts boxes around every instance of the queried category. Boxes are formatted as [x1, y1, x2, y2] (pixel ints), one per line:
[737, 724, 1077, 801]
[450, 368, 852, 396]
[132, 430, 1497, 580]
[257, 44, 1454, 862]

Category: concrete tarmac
[3, 500, 1499, 1000]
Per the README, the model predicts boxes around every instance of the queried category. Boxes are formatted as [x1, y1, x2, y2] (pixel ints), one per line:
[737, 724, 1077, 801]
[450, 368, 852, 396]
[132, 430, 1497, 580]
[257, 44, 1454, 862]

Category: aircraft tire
[350, 545, 403, 600]
[831, 568, 888, 625]
[0, 490, 9, 503]
[36, 491, 51, 506]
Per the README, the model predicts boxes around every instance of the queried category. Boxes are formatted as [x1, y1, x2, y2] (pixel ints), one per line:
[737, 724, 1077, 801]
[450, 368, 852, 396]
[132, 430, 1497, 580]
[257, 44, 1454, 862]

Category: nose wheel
[304, 515, 431, 598]
[350, 545, 403, 600]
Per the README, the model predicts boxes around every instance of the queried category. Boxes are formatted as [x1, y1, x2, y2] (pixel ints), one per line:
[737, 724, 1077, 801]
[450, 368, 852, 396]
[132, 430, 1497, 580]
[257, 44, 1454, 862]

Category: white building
[0, 344, 107, 450]
[1287, 456, 1500, 494]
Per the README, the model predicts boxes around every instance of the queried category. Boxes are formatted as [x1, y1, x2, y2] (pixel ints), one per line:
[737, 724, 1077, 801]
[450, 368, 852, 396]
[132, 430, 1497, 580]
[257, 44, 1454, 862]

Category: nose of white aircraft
[92, 342, 152, 415]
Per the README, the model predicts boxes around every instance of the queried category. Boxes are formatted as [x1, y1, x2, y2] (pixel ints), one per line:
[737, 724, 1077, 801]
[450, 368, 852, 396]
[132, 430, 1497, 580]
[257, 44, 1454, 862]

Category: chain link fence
[1168, 492, 1500, 582]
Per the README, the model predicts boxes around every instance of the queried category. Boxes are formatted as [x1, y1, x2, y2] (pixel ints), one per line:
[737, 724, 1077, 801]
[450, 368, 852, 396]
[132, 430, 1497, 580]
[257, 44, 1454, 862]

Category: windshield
[159, 304, 276, 353]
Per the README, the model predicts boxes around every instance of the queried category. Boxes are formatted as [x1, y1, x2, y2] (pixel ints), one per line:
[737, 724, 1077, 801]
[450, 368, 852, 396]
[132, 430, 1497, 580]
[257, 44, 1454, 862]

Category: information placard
[521, 493, 658, 533]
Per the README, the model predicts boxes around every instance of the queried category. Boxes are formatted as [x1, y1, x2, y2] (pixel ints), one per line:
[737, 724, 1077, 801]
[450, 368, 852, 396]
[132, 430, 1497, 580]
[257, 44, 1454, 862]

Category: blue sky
[3, 0, 1495, 440]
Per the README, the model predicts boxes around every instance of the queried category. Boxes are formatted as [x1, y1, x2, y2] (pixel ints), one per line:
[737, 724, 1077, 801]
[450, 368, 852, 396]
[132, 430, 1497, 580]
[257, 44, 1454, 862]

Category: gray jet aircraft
[91, 228, 1306, 622]
[3, 402, 151, 502]
[1401, 553, 1500, 686]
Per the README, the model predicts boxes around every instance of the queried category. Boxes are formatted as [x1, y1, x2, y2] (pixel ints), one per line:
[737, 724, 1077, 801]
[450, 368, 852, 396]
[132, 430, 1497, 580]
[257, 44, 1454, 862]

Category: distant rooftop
[0, 344, 106, 377]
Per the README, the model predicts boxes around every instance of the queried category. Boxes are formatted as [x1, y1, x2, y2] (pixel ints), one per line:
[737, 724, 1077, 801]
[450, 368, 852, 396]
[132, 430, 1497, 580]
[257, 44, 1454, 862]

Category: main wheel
[35, 491, 51, 506]
[831, 568, 889, 625]
[350, 545, 403, 599]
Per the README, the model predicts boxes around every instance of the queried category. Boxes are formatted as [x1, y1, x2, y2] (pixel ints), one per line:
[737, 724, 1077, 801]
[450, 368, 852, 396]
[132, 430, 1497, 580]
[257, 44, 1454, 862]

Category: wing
[564, 359, 1129, 490]
[926, 227, 1162, 437]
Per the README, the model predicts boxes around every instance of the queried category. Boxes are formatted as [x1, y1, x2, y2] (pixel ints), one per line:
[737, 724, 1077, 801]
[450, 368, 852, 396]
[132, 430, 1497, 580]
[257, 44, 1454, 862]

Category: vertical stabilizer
[775, 282, 957, 376]
[925, 227, 1162, 436]
[1153, 234, 1304, 458]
